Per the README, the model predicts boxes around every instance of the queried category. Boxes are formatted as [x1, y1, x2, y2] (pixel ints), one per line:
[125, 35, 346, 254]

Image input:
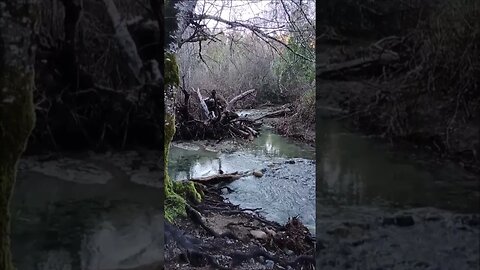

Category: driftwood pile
[175, 87, 291, 140]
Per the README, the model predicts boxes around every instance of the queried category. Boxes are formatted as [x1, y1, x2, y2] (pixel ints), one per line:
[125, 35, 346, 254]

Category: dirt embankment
[316, 0, 480, 173]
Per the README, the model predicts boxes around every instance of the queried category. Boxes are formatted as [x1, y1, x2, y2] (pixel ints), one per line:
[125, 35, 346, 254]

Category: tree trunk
[163, 0, 199, 221]
[0, 0, 38, 269]
[103, 0, 143, 84]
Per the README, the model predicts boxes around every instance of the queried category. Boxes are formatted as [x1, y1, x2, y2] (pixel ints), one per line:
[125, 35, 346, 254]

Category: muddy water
[169, 127, 316, 232]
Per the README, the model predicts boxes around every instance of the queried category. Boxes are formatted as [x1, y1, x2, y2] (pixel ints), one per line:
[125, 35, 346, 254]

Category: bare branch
[193, 13, 314, 63]
[227, 89, 256, 111]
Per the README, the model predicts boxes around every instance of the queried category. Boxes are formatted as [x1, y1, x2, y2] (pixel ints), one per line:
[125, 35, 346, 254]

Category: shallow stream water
[317, 118, 479, 212]
[168, 127, 316, 232]
[316, 117, 479, 270]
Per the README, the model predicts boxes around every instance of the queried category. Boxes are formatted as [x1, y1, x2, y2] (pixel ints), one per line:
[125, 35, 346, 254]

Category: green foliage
[296, 88, 316, 125]
[273, 36, 315, 89]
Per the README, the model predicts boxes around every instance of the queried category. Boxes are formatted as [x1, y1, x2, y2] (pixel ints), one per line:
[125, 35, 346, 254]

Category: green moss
[164, 52, 180, 87]
[173, 181, 202, 202]
[163, 55, 202, 222]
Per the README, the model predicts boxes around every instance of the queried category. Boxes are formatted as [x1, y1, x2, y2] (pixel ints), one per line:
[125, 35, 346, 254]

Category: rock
[265, 228, 276, 237]
[284, 249, 294, 255]
[382, 217, 396, 226]
[265, 260, 275, 269]
[253, 171, 263, 177]
[382, 215, 415, 227]
[461, 215, 480, 227]
[425, 214, 442, 221]
[250, 230, 268, 240]
[395, 215, 415, 226]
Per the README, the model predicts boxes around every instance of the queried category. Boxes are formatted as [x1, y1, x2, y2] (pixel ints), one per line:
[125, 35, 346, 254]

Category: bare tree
[0, 0, 38, 269]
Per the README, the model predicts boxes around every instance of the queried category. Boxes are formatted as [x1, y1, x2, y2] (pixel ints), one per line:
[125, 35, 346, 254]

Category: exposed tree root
[166, 184, 314, 269]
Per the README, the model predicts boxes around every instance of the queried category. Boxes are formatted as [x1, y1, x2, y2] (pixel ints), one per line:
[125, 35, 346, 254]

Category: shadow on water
[317, 119, 479, 212]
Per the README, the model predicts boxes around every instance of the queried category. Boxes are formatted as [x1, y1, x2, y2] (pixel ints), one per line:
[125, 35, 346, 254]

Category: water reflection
[251, 129, 314, 159]
[317, 119, 479, 211]
[169, 129, 316, 231]
[11, 166, 163, 270]
[263, 133, 280, 156]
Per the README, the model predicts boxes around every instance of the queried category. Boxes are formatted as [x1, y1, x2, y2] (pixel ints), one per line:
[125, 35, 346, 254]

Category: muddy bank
[316, 205, 479, 270]
[165, 187, 315, 270]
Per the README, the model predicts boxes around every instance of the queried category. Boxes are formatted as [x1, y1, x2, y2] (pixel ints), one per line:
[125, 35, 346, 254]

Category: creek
[8, 112, 478, 270]
[169, 126, 316, 232]
[316, 117, 479, 270]
[9, 109, 316, 270]
[317, 118, 479, 212]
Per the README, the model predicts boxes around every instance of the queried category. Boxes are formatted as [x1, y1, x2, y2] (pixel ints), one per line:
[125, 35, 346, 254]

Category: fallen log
[317, 51, 399, 79]
[254, 108, 292, 121]
[226, 89, 256, 111]
[195, 87, 210, 120]
[185, 172, 244, 185]
[103, 0, 143, 83]
[176, 88, 262, 140]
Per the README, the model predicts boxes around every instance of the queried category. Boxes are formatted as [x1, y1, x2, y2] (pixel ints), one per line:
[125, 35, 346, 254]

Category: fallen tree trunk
[254, 107, 292, 121]
[227, 89, 256, 111]
[103, 0, 143, 84]
[195, 87, 210, 120]
[184, 173, 244, 185]
[317, 51, 400, 79]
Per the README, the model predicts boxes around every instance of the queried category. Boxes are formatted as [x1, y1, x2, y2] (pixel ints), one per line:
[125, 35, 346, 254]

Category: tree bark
[103, 0, 143, 84]
[163, 0, 199, 222]
[0, 0, 38, 269]
[196, 88, 210, 120]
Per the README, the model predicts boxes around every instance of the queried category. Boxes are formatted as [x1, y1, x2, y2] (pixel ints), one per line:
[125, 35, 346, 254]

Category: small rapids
[169, 127, 316, 233]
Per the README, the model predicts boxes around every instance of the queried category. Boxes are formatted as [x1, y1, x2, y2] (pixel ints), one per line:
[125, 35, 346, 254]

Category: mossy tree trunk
[0, 0, 38, 269]
[164, 0, 201, 222]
